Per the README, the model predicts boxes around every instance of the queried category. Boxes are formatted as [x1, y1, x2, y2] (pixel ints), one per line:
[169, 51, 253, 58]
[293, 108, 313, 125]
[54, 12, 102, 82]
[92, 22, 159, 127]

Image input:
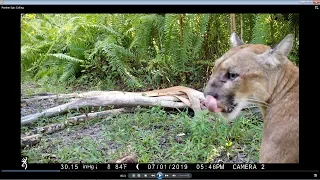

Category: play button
[157, 172, 163, 179]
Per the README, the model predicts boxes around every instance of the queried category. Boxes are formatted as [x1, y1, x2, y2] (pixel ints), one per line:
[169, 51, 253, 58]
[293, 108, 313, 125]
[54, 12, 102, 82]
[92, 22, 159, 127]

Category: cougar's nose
[204, 90, 219, 99]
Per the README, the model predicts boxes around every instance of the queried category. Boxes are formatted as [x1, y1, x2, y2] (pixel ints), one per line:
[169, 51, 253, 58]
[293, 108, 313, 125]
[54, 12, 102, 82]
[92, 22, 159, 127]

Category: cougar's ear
[271, 34, 294, 57]
[258, 34, 294, 69]
[230, 32, 245, 48]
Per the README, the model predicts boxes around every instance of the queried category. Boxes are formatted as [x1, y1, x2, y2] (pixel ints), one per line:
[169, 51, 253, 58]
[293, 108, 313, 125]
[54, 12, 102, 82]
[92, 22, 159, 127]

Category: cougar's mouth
[203, 95, 238, 113]
[225, 103, 238, 113]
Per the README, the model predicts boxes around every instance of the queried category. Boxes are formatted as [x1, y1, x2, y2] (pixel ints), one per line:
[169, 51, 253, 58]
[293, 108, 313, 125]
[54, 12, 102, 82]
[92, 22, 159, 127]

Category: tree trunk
[240, 14, 244, 41]
[179, 14, 184, 42]
[270, 14, 275, 45]
[230, 14, 236, 33]
[230, 14, 233, 33]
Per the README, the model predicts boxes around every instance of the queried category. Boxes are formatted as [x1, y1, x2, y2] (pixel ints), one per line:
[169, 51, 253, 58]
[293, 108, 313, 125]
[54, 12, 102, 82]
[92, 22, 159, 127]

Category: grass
[21, 104, 263, 163]
[21, 78, 263, 163]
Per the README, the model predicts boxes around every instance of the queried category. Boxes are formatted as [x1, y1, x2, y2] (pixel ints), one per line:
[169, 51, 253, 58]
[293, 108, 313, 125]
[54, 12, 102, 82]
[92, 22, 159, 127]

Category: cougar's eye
[228, 72, 239, 80]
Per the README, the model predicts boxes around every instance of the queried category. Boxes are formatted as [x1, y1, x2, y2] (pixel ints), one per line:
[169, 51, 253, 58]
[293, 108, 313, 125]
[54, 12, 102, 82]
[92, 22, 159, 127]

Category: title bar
[1, 0, 320, 5]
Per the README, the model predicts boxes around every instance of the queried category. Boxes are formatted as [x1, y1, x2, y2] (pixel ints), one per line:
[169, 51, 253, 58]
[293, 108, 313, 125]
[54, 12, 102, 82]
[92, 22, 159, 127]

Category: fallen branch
[21, 86, 206, 126]
[21, 93, 79, 103]
[66, 108, 134, 124]
[20, 86, 207, 148]
[22, 108, 134, 147]
[33, 123, 66, 135]
[21, 134, 42, 148]
[21, 95, 187, 126]
[21, 91, 148, 103]
[30, 108, 133, 135]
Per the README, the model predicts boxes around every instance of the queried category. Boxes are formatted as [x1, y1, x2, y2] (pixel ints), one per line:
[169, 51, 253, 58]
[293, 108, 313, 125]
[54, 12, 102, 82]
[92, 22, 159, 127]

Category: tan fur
[259, 60, 299, 163]
[204, 34, 299, 163]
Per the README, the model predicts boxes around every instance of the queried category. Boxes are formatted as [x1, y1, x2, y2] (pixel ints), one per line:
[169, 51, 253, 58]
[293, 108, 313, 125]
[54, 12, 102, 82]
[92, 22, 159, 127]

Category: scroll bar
[2, 170, 60, 172]
[177, 173, 192, 178]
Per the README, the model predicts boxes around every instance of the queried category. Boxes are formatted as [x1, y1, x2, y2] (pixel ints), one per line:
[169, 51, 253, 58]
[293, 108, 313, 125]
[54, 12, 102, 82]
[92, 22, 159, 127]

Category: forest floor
[21, 81, 263, 163]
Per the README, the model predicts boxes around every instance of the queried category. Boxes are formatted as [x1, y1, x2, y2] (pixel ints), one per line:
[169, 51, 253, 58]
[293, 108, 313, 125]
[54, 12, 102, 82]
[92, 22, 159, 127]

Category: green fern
[59, 62, 77, 82]
[21, 13, 299, 91]
[180, 14, 194, 70]
[34, 54, 84, 83]
[192, 14, 209, 59]
[93, 38, 142, 88]
[251, 14, 271, 44]
[164, 14, 181, 74]
[130, 14, 157, 59]
[47, 53, 84, 63]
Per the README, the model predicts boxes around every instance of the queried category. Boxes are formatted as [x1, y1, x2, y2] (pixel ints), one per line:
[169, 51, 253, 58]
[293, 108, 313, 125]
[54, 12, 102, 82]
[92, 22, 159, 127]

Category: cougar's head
[203, 33, 294, 120]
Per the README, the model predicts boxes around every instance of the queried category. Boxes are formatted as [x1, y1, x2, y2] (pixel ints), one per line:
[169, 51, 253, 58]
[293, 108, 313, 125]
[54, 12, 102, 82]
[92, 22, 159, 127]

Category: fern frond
[47, 53, 84, 63]
[164, 14, 177, 48]
[192, 14, 209, 59]
[251, 14, 271, 44]
[130, 14, 155, 58]
[84, 24, 122, 37]
[59, 62, 76, 82]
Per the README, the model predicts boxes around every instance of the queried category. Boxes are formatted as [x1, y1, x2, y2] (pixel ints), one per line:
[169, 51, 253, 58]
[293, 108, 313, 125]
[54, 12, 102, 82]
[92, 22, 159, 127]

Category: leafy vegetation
[21, 13, 299, 92]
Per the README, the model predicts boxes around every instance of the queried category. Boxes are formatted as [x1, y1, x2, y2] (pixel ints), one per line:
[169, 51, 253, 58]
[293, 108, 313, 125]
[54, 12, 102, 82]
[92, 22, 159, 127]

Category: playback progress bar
[128, 172, 192, 179]
[1, 170, 61, 172]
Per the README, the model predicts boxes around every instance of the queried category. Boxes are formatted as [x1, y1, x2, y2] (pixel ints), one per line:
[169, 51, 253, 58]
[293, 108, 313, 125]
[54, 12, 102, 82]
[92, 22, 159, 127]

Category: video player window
[20, 13, 299, 164]
[0, 1, 318, 179]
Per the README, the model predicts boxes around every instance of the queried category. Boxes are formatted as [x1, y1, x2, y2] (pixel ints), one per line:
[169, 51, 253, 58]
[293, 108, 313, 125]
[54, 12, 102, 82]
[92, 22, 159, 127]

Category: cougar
[203, 33, 299, 163]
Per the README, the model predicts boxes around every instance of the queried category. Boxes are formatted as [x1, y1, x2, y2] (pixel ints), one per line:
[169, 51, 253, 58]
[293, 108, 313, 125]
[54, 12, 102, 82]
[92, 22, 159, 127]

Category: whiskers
[241, 98, 270, 108]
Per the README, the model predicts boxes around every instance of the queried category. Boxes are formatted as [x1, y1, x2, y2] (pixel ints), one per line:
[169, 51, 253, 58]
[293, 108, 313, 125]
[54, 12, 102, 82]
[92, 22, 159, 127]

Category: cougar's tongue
[205, 95, 223, 113]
